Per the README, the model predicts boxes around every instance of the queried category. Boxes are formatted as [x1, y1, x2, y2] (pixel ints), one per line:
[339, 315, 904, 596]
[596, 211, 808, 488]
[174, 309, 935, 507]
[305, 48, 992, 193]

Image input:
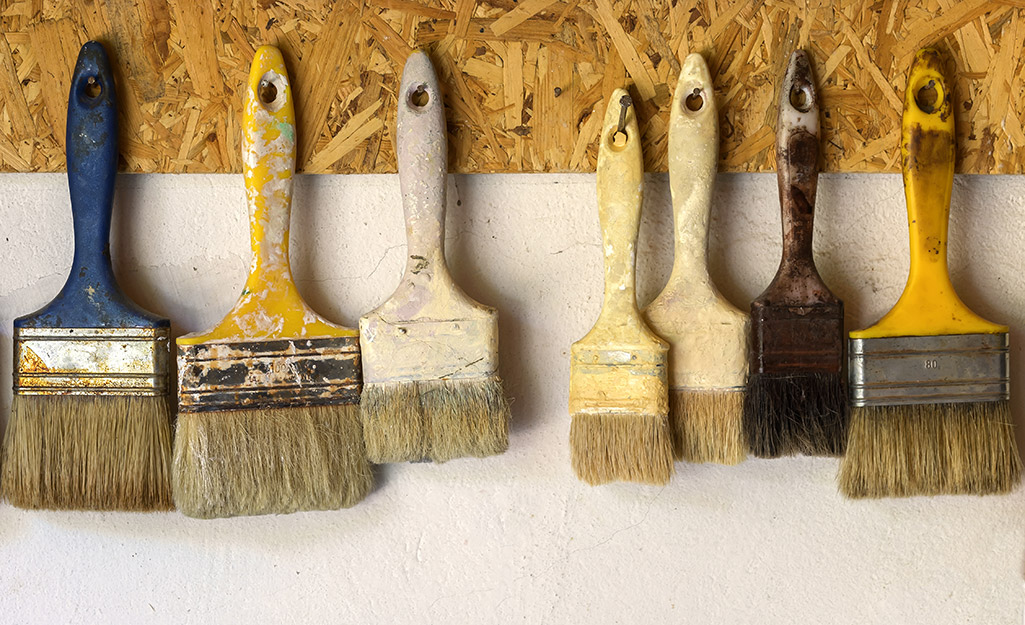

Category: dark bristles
[743, 372, 847, 458]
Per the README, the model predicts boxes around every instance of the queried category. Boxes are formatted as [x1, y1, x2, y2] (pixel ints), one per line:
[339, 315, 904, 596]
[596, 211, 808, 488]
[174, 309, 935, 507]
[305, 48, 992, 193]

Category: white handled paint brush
[359, 51, 510, 463]
[643, 53, 748, 465]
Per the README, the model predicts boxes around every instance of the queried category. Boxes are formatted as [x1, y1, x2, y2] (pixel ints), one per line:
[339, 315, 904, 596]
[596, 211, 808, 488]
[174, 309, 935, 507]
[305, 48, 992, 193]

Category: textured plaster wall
[0, 172, 1023, 624]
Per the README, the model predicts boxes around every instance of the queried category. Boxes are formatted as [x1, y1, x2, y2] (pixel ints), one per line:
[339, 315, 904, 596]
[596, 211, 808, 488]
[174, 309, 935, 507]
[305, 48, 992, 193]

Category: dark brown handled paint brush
[359, 51, 510, 463]
[0, 42, 173, 511]
[743, 50, 847, 458]
[839, 48, 1021, 498]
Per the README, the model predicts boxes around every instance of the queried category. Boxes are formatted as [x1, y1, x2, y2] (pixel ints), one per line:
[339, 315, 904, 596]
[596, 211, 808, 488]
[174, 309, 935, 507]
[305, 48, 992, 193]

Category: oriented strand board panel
[1, 1, 1025, 174]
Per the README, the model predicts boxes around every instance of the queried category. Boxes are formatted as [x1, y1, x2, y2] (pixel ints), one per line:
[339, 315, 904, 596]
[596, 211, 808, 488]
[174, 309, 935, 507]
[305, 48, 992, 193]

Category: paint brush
[743, 51, 847, 458]
[569, 89, 673, 485]
[643, 53, 748, 465]
[0, 41, 173, 511]
[839, 48, 1022, 498]
[172, 46, 371, 518]
[359, 51, 510, 463]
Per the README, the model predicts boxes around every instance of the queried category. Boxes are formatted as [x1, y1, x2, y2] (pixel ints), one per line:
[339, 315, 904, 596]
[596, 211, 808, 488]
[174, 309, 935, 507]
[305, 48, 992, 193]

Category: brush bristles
[570, 413, 673, 485]
[360, 378, 510, 463]
[839, 401, 1022, 498]
[672, 389, 746, 465]
[172, 403, 371, 518]
[1, 395, 173, 511]
[743, 372, 847, 458]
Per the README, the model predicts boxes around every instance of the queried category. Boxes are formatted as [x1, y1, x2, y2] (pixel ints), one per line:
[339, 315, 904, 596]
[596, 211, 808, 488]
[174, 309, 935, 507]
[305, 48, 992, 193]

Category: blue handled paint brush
[0, 42, 173, 511]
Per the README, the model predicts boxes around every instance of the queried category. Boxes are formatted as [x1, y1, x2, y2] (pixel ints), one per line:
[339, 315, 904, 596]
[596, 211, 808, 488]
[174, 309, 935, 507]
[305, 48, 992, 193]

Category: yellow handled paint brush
[359, 51, 510, 463]
[172, 46, 371, 518]
[643, 54, 748, 465]
[839, 48, 1022, 498]
[570, 90, 673, 485]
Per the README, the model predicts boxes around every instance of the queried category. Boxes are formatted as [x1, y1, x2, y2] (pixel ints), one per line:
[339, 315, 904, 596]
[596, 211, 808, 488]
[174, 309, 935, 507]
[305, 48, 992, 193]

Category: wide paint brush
[839, 48, 1022, 498]
[743, 51, 847, 458]
[1, 42, 173, 510]
[173, 46, 371, 518]
[643, 53, 748, 464]
[359, 51, 510, 463]
[569, 89, 673, 485]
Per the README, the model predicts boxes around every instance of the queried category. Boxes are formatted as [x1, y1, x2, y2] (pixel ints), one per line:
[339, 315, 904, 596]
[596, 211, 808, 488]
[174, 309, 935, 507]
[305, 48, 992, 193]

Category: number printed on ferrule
[925, 359, 939, 369]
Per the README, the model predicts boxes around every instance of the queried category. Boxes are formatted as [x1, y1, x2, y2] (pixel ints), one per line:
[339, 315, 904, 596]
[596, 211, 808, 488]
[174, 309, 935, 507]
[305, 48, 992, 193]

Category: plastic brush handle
[397, 51, 450, 279]
[179, 45, 353, 344]
[666, 53, 718, 282]
[851, 48, 1005, 339]
[757, 50, 835, 305]
[16, 41, 165, 330]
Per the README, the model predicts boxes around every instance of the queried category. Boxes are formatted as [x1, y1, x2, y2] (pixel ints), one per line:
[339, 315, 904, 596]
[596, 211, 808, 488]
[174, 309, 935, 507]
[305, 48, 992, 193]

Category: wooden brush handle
[775, 51, 822, 281]
[397, 51, 448, 276]
[596, 89, 644, 318]
[667, 53, 717, 283]
[243, 45, 296, 283]
[66, 41, 118, 286]
[852, 48, 1005, 338]
[18, 41, 165, 330]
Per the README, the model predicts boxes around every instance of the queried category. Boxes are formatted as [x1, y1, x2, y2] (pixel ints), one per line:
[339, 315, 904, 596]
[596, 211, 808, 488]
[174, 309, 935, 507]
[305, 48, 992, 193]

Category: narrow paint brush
[359, 51, 510, 463]
[643, 53, 748, 465]
[173, 46, 371, 518]
[0, 41, 172, 511]
[743, 51, 847, 458]
[569, 90, 673, 485]
[839, 48, 1022, 498]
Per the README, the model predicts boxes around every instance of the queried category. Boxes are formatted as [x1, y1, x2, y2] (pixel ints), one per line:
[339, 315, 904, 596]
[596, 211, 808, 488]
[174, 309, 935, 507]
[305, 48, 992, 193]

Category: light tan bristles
[671, 389, 746, 465]
[360, 378, 510, 463]
[172, 404, 371, 518]
[570, 413, 673, 485]
[1, 394, 173, 511]
[839, 402, 1023, 498]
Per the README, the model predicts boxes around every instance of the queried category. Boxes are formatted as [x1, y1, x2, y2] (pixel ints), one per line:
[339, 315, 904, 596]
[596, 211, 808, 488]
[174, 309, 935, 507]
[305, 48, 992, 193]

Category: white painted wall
[0, 172, 1022, 624]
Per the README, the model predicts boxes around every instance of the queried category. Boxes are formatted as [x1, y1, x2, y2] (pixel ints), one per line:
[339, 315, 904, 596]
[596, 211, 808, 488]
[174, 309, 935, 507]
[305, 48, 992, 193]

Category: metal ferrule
[14, 327, 170, 396]
[177, 336, 361, 412]
[750, 304, 844, 374]
[849, 333, 1009, 407]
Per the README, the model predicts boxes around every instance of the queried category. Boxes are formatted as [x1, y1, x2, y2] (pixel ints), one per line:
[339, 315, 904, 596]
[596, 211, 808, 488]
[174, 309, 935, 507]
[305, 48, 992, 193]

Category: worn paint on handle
[178, 46, 356, 345]
[642, 54, 747, 390]
[16, 41, 166, 331]
[359, 51, 499, 384]
[851, 48, 1006, 339]
[569, 89, 668, 416]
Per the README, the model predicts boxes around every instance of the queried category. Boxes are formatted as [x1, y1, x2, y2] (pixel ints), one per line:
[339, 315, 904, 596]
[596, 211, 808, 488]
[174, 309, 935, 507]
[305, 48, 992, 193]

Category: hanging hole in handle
[684, 87, 704, 112]
[258, 79, 278, 105]
[84, 76, 102, 99]
[789, 85, 810, 112]
[609, 129, 629, 149]
[915, 80, 939, 114]
[409, 84, 430, 108]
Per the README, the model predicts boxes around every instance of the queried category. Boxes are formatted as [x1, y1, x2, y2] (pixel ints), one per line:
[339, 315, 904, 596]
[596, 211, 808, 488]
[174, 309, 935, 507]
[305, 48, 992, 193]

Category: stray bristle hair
[172, 404, 371, 518]
[360, 378, 510, 463]
[839, 402, 1022, 498]
[570, 413, 673, 485]
[672, 389, 746, 465]
[744, 372, 847, 458]
[1, 395, 173, 511]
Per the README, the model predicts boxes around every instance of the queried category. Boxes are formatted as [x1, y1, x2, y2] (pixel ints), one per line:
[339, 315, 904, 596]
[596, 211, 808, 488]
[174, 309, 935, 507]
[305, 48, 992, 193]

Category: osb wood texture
[2, 0, 1025, 174]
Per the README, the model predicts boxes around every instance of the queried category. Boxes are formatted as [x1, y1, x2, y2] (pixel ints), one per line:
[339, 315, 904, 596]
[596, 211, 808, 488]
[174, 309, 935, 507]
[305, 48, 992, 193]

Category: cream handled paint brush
[359, 51, 510, 463]
[569, 90, 672, 485]
[839, 48, 1021, 498]
[643, 53, 748, 465]
[743, 51, 847, 458]
[173, 46, 371, 518]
